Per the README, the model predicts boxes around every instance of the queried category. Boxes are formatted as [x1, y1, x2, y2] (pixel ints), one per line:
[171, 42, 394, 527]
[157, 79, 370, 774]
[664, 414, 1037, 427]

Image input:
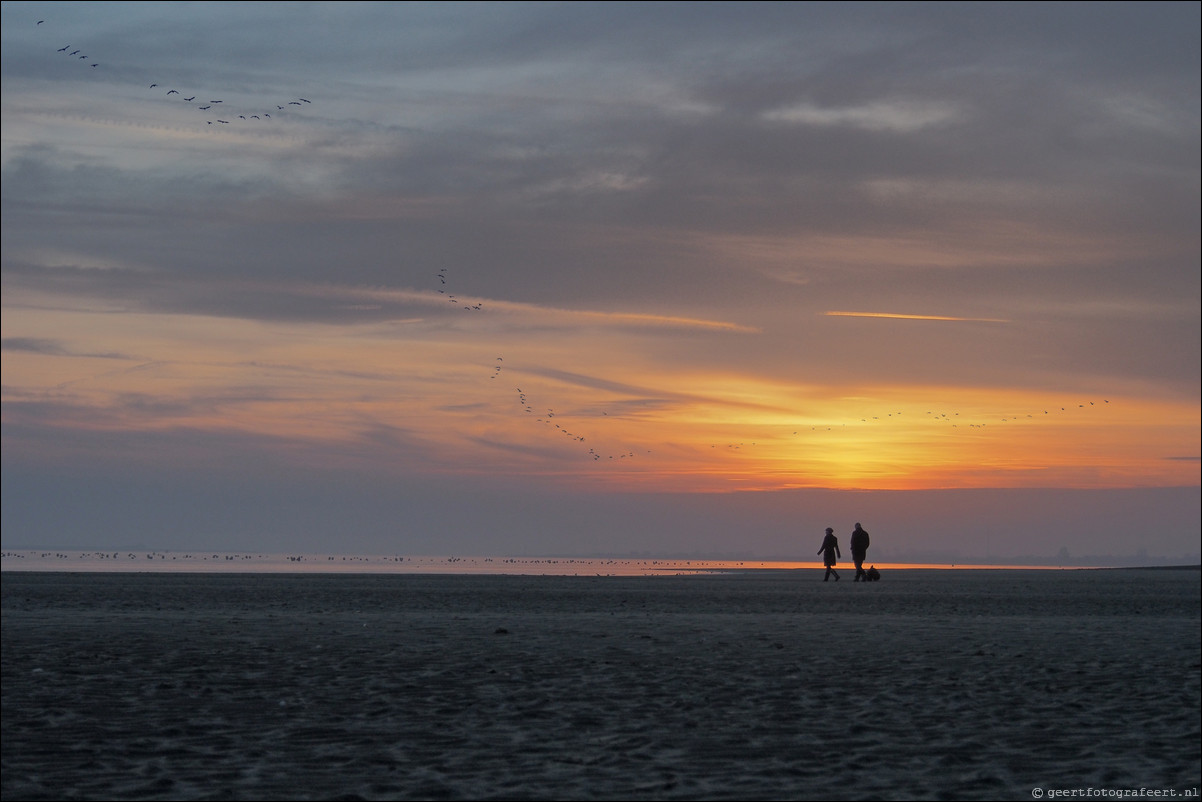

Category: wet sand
[2, 568, 1199, 800]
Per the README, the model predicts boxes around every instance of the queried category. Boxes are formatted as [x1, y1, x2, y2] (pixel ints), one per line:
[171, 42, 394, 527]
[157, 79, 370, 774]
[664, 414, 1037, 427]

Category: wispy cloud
[1, 337, 133, 359]
[762, 100, 961, 132]
[2, 337, 70, 355]
[824, 311, 1010, 323]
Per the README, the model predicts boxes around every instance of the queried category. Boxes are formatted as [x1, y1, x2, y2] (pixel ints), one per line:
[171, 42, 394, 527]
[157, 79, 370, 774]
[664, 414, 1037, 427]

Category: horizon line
[3, 551, 1197, 575]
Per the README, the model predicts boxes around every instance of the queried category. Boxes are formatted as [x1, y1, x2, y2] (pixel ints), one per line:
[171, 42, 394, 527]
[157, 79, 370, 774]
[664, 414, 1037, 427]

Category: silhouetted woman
[818, 527, 841, 581]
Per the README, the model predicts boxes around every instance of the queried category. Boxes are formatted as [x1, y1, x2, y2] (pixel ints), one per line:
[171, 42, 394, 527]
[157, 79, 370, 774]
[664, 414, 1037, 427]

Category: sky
[2, 1, 1199, 564]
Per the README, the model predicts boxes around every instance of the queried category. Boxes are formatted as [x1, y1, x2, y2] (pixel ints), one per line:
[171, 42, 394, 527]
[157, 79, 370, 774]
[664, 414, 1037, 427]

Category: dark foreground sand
[2, 569, 1199, 801]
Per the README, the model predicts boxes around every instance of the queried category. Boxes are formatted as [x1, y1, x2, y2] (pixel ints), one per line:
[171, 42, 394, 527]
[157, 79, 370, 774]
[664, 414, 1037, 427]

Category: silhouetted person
[817, 527, 840, 581]
[850, 522, 870, 581]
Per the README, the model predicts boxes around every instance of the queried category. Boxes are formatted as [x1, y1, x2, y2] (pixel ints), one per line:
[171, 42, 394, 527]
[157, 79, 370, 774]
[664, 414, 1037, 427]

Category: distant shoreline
[2, 549, 1197, 576]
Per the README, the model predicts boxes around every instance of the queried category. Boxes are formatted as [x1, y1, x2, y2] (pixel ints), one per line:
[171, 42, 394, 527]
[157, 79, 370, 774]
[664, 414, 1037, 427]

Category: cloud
[2, 2, 1197, 559]
[2, 337, 70, 355]
[3, 260, 760, 333]
[761, 100, 961, 132]
[1, 336, 132, 359]
[824, 311, 1010, 323]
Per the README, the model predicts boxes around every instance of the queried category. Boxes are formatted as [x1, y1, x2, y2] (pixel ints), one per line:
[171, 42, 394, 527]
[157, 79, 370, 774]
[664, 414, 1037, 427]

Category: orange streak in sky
[825, 311, 1010, 323]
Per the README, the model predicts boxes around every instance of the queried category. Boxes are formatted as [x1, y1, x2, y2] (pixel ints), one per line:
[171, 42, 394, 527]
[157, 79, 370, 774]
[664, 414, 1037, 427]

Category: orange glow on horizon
[2, 305, 1196, 493]
[0, 551, 1118, 575]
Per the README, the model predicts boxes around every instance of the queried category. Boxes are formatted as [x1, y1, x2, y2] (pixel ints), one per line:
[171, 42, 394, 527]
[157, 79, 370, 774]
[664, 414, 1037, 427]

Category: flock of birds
[1, 550, 408, 564]
[1, 551, 748, 575]
[436, 267, 648, 462]
[430, 268, 1116, 465]
[438, 268, 486, 311]
[514, 386, 642, 461]
[29, 16, 1117, 471]
[799, 401, 1111, 433]
[37, 18, 316, 129]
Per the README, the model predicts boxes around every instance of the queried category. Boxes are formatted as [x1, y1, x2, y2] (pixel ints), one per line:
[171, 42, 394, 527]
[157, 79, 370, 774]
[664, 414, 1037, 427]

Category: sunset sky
[3, 2, 1198, 563]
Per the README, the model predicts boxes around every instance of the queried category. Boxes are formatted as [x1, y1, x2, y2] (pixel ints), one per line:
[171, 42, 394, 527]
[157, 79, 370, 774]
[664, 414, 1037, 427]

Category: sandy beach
[2, 568, 1199, 800]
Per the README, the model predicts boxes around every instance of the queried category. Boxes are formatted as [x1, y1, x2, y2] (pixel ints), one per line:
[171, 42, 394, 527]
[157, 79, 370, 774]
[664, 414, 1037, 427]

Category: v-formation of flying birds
[437, 268, 485, 311]
[438, 269, 643, 462]
[40, 18, 314, 129]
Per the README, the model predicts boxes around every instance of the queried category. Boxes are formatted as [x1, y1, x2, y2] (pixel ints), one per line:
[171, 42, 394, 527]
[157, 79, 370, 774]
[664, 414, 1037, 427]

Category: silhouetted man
[850, 522, 870, 582]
